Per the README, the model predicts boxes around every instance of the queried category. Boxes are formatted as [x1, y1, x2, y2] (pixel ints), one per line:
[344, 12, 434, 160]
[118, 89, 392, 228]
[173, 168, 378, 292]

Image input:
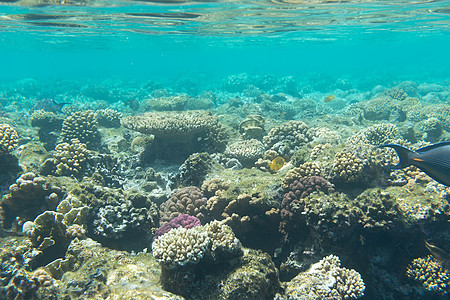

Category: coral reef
[142, 94, 188, 111]
[0, 173, 66, 229]
[95, 108, 122, 128]
[29, 195, 89, 264]
[407, 255, 449, 295]
[280, 176, 335, 235]
[153, 214, 201, 240]
[160, 186, 208, 225]
[224, 139, 265, 167]
[283, 254, 365, 299]
[60, 110, 101, 149]
[52, 139, 90, 177]
[152, 225, 210, 267]
[178, 152, 213, 187]
[263, 121, 314, 158]
[239, 114, 265, 140]
[0, 123, 19, 156]
[121, 110, 218, 141]
[220, 248, 280, 300]
[331, 150, 367, 184]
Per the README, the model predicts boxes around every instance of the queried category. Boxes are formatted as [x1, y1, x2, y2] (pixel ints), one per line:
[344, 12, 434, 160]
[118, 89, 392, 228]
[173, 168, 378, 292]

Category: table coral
[0, 123, 19, 156]
[121, 110, 218, 141]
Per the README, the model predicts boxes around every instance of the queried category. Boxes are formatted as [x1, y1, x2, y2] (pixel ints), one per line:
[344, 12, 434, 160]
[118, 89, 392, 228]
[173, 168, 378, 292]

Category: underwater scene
[0, 0, 450, 299]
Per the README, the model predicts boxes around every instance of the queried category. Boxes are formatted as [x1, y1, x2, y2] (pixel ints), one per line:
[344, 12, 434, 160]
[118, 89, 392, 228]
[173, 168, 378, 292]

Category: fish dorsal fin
[416, 141, 450, 153]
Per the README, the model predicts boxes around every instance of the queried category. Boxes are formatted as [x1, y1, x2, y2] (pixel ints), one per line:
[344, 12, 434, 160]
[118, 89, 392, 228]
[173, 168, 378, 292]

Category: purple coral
[153, 214, 201, 240]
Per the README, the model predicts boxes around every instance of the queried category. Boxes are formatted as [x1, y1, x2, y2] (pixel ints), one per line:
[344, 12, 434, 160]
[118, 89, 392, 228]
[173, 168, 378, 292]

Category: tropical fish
[269, 156, 285, 172]
[30, 98, 69, 113]
[324, 95, 335, 103]
[379, 142, 450, 186]
[425, 240, 450, 269]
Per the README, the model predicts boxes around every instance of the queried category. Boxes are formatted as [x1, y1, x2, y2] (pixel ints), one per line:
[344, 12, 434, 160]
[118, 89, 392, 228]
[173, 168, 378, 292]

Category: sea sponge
[160, 186, 208, 225]
[406, 255, 449, 295]
[60, 110, 100, 149]
[95, 108, 122, 128]
[0, 123, 19, 155]
[224, 139, 265, 167]
[53, 139, 89, 177]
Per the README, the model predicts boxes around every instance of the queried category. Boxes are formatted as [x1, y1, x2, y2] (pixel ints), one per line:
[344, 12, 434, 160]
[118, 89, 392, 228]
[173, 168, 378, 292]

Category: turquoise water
[1, 1, 450, 299]
[1, 0, 449, 83]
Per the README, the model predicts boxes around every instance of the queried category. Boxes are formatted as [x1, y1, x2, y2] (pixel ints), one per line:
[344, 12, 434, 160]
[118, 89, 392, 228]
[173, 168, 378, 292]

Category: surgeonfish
[379, 142, 450, 186]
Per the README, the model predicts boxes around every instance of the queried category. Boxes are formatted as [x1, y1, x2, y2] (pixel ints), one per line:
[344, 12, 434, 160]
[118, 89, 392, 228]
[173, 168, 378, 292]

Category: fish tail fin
[379, 144, 416, 169]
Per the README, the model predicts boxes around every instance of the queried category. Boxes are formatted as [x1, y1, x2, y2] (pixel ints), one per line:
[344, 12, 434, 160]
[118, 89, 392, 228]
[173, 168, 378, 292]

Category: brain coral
[0, 123, 19, 155]
[60, 110, 100, 149]
[121, 111, 218, 141]
[160, 186, 208, 225]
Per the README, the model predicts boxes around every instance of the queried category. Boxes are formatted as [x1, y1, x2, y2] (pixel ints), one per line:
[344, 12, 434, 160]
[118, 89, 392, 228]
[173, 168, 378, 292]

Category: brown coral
[0, 123, 19, 155]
